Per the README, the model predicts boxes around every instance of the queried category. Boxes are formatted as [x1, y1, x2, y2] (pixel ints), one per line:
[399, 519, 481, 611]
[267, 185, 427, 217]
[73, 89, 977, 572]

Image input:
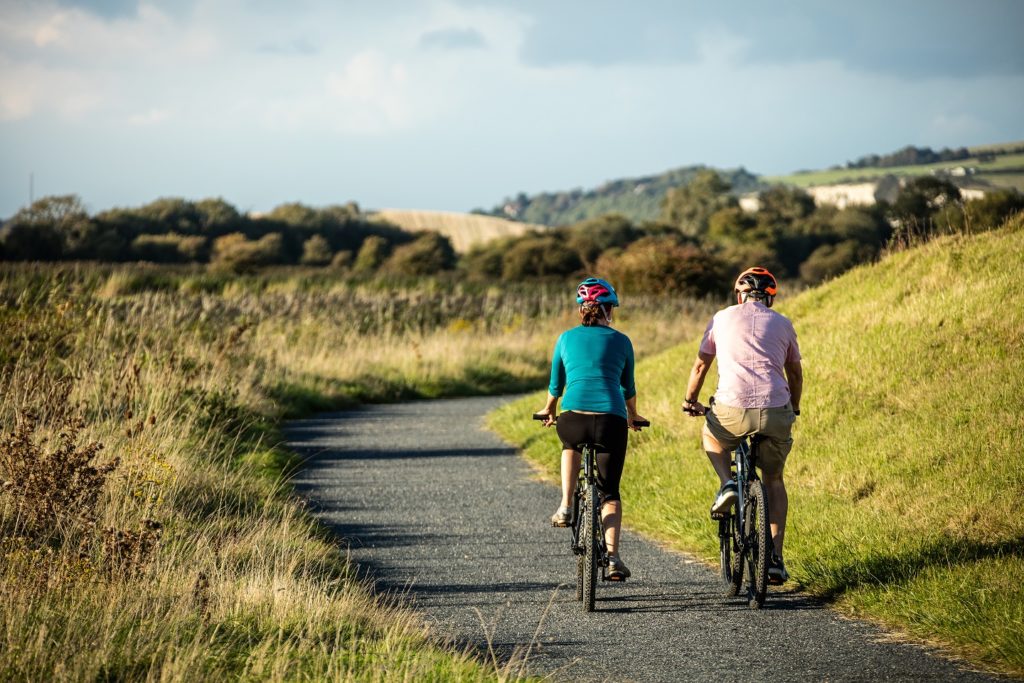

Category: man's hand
[682, 399, 706, 417]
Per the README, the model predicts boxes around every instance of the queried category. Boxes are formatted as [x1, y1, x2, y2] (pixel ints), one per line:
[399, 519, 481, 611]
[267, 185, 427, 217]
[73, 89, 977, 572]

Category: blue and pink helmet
[576, 277, 619, 307]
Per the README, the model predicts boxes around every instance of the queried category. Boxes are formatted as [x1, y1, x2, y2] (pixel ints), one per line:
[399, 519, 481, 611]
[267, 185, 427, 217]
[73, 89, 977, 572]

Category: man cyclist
[536, 277, 647, 580]
[681, 267, 802, 584]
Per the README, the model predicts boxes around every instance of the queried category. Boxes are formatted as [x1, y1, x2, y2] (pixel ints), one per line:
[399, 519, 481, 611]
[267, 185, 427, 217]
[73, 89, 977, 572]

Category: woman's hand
[535, 408, 557, 427]
[628, 413, 648, 431]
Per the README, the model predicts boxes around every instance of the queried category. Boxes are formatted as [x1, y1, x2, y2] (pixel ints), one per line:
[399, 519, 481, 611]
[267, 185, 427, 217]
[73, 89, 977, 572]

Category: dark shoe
[710, 480, 738, 518]
[768, 554, 789, 585]
[550, 506, 572, 527]
[607, 555, 631, 581]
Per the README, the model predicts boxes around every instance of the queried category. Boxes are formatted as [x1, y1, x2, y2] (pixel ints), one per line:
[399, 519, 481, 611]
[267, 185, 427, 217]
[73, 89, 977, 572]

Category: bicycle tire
[573, 485, 584, 601]
[745, 480, 770, 609]
[719, 516, 741, 597]
[582, 483, 599, 612]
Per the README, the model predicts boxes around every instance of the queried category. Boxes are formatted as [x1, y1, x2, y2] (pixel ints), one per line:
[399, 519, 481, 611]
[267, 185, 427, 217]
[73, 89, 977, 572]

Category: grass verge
[489, 215, 1024, 676]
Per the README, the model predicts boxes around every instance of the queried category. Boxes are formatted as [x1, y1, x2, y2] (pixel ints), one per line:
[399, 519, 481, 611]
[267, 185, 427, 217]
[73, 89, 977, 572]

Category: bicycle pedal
[710, 511, 728, 520]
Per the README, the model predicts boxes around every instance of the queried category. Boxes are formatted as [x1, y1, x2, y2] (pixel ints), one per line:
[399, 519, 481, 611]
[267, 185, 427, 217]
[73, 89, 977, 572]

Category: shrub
[799, 240, 875, 284]
[300, 234, 333, 266]
[131, 233, 208, 263]
[353, 235, 390, 274]
[596, 235, 727, 296]
[501, 234, 582, 280]
[211, 232, 285, 271]
[381, 232, 456, 276]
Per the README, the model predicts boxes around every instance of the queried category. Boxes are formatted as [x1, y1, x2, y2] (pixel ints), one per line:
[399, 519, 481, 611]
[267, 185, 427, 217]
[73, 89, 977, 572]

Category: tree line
[2, 175, 1020, 296]
[0, 197, 456, 276]
[462, 170, 1023, 296]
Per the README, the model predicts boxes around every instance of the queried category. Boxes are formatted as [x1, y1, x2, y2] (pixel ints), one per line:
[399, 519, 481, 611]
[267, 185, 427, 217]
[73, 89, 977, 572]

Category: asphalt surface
[285, 396, 997, 682]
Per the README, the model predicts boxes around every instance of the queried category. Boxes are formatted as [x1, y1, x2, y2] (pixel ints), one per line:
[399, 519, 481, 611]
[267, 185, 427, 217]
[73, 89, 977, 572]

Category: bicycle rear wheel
[581, 483, 599, 612]
[573, 489, 584, 601]
[719, 516, 741, 596]
[745, 479, 770, 609]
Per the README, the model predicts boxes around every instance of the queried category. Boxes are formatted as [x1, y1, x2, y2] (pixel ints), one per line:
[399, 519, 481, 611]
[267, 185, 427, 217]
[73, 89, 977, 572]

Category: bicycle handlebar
[533, 413, 650, 428]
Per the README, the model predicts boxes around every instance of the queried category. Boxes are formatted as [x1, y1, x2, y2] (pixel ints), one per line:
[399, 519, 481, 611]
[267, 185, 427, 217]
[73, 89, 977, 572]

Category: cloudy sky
[1, 0, 1022, 217]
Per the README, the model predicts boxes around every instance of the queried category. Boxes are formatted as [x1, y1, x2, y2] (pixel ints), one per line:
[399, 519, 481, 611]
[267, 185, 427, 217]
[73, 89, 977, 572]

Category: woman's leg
[602, 499, 622, 555]
[559, 449, 581, 507]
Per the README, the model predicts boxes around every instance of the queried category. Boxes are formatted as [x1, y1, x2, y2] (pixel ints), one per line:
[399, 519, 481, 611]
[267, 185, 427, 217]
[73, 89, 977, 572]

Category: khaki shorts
[703, 401, 796, 476]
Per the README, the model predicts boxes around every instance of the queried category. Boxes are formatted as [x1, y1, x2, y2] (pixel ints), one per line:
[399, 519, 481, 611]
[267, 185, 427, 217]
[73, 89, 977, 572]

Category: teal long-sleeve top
[548, 325, 637, 419]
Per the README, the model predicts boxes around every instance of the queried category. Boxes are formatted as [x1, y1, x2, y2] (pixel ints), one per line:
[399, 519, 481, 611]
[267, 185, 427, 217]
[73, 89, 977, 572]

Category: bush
[596, 235, 727, 296]
[799, 240, 875, 284]
[566, 214, 641, 267]
[330, 250, 353, 269]
[300, 235, 333, 266]
[353, 235, 390, 274]
[381, 232, 456, 276]
[131, 233, 208, 263]
[501, 234, 583, 280]
[211, 232, 285, 271]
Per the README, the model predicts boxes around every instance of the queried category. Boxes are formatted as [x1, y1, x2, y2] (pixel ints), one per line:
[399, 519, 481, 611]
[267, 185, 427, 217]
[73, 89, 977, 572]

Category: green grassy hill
[767, 144, 1024, 193]
[490, 214, 1024, 675]
[483, 166, 762, 226]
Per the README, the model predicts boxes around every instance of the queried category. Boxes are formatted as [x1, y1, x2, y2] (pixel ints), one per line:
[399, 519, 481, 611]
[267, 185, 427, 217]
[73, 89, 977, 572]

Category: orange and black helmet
[734, 267, 778, 306]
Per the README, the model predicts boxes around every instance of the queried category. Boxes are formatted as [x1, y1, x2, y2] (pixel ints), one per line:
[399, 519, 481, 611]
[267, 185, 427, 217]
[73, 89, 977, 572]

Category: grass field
[765, 152, 1024, 191]
[490, 214, 1024, 676]
[0, 265, 701, 680]
[369, 209, 545, 252]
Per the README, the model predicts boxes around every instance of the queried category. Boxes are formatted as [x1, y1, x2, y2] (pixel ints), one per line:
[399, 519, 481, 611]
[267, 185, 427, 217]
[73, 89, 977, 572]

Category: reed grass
[0, 264, 696, 680]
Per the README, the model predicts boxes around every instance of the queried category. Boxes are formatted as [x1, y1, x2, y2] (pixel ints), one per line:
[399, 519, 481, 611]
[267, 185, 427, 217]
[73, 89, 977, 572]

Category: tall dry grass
[0, 264, 701, 680]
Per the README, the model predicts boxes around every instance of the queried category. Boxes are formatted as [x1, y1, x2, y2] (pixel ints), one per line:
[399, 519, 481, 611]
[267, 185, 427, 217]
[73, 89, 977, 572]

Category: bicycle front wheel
[745, 479, 770, 609]
[582, 483, 599, 612]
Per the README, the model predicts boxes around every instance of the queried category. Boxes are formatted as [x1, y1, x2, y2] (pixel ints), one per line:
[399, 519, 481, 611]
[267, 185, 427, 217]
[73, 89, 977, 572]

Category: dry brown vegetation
[0, 264, 704, 680]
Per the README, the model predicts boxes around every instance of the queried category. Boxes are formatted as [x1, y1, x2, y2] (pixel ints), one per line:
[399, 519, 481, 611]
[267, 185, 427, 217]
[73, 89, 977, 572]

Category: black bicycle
[533, 413, 649, 612]
[715, 434, 772, 608]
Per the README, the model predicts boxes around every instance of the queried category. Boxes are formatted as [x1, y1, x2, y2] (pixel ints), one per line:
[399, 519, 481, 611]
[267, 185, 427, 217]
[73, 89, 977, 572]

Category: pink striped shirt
[699, 301, 801, 409]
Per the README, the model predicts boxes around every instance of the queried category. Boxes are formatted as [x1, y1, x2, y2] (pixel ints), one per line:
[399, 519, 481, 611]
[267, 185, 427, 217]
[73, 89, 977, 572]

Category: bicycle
[533, 413, 649, 612]
[714, 433, 772, 609]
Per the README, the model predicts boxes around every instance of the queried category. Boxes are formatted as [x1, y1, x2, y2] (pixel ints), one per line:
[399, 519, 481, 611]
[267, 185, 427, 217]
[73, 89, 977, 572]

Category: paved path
[285, 396, 996, 682]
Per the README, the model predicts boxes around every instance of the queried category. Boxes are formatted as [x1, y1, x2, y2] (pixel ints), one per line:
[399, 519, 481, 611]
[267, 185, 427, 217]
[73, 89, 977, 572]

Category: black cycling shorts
[555, 411, 629, 503]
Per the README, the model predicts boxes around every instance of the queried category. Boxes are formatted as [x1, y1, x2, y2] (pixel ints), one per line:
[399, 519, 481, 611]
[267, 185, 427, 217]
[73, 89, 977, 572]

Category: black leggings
[555, 411, 629, 503]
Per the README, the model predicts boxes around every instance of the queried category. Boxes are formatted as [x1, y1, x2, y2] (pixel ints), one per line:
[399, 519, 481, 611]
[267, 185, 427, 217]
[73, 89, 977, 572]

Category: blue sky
[1, 0, 1022, 217]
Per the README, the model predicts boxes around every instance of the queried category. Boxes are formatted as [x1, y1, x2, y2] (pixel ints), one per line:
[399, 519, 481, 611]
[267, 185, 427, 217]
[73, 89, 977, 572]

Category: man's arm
[683, 351, 715, 413]
[785, 359, 803, 413]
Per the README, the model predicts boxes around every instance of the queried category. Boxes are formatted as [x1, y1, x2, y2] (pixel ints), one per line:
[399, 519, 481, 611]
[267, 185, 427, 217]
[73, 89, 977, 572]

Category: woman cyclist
[535, 277, 647, 580]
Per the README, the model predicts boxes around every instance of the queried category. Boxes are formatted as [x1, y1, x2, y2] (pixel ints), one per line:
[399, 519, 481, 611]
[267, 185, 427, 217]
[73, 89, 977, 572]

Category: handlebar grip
[632, 419, 650, 427]
[533, 413, 554, 421]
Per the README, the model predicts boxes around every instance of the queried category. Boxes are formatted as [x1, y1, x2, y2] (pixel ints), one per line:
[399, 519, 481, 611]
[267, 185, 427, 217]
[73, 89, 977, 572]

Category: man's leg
[702, 429, 733, 485]
[763, 471, 788, 558]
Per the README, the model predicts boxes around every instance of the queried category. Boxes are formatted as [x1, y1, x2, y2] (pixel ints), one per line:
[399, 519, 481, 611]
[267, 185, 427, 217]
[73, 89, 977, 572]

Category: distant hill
[766, 140, 1024, 194]
[368, 209, 544, 253]
[481, 166, 763, 227]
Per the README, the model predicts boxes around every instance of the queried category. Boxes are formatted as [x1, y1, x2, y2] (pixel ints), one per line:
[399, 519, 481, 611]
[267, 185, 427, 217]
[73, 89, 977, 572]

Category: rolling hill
[490, 212, 1024, 675]
[481, 166, 762, 227]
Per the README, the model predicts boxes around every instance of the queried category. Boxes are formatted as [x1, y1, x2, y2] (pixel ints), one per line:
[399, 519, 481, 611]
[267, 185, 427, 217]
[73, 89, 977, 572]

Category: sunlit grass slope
[490, 214, 1024, 675]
